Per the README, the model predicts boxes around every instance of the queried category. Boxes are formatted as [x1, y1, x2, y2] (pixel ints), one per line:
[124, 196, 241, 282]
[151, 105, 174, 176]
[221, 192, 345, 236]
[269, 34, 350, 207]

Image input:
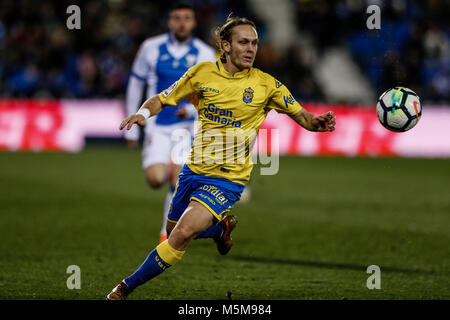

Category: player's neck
[170, 33, 192, 45]
[222, 60, 248, 76]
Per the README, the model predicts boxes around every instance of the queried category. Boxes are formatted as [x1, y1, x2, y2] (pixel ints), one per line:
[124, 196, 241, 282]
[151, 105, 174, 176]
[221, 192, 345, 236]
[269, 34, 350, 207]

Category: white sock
[160, 190, 173, 235]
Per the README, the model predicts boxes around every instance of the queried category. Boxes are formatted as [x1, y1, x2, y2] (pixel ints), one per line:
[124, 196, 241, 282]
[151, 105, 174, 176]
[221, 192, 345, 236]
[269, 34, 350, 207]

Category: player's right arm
[120, 63, 203, 131]
[120, 95, 163, 131]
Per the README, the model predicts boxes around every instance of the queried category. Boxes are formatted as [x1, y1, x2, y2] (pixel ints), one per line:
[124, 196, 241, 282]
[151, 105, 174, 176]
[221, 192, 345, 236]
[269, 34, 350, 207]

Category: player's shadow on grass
[229, 255, 435, 275]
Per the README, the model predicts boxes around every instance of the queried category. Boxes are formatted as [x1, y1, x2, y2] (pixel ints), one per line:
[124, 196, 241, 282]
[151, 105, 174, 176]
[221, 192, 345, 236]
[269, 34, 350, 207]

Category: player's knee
[171, 224, 196, 243]
[146, 177, 164, 189]
[145, 170, 165, 189]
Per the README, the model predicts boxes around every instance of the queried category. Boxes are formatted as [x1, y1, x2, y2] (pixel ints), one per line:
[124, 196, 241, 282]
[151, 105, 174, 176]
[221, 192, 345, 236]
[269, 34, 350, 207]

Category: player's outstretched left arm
[290, 108, 336, 132]
[119, 95, 164, 131]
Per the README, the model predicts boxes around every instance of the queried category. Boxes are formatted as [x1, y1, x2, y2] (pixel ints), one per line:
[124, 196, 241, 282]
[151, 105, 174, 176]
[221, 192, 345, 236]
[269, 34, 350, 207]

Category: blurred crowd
[295, 0, 450, 103]
[0, 0, 448, 104]
[0, 0, 255, 99]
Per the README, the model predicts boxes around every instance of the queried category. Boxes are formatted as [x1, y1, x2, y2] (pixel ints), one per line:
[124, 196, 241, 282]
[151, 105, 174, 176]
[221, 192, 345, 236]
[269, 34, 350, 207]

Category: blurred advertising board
[259, 104, 450, 158]
[0, 99, 124, 152]
[0, 99, 449, 157]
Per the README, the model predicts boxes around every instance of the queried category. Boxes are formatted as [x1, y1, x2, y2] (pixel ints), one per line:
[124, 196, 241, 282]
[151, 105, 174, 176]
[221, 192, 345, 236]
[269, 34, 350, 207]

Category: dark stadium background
[0, 0, 449, 301]
[1, 0, 448, 102]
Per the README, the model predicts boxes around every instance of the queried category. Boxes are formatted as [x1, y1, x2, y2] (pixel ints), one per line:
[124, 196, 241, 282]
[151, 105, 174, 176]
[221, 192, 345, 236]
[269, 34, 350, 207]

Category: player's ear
[222, 40, 231, 54]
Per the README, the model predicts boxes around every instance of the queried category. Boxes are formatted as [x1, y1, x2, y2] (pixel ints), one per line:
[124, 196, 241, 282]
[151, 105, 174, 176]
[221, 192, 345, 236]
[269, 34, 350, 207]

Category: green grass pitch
[1, 146, 449, 299]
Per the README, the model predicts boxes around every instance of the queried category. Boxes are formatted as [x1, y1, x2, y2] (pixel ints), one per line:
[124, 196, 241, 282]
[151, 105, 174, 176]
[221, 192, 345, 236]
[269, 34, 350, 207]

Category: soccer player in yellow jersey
[107, 15, 336, 300]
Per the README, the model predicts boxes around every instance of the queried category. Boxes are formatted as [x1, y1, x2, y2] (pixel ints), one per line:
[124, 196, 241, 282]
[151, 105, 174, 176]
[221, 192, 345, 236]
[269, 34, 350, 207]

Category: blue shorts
[168, 164, 245, 223]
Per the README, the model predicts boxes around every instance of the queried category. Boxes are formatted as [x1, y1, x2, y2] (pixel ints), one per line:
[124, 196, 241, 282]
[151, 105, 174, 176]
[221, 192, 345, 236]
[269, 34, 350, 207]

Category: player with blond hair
[107, 15, 335, 300]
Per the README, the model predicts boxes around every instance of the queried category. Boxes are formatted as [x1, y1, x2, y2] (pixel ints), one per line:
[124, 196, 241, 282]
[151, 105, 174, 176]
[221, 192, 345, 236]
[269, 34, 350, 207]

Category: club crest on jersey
[243, 87, 254, 103]
[162, 81, 178, 97]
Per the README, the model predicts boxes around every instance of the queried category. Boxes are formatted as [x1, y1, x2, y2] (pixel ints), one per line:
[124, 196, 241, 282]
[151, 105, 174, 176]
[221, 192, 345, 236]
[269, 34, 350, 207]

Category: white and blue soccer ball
[376, 87, 422, 132]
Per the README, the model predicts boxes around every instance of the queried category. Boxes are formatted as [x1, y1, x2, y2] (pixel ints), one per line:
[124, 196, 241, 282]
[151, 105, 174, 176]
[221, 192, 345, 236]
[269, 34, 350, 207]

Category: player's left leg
[107, 200, 215, 300]
[165, 214, 229, 243]
[167, 200, 215, 250]
[164, 181, 234, 245]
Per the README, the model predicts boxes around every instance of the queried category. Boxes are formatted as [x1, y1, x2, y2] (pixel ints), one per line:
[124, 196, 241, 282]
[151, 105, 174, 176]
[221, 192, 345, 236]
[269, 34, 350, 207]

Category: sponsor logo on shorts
[197, 193, 216, 206]
[200, 185, 229, 206]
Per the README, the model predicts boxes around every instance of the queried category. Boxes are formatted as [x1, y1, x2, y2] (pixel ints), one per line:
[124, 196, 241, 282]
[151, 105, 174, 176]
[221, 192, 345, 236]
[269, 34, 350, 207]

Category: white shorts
[142, 118, 195, 170]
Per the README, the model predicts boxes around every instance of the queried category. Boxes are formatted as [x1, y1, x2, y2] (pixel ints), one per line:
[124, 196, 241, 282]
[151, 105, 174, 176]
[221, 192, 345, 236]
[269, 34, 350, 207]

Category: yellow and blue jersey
[158, 58, 303, 185]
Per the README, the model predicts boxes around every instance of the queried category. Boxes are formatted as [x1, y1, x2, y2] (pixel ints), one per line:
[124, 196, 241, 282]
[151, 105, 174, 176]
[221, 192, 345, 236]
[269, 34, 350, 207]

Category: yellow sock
[156, 240, 185, 266]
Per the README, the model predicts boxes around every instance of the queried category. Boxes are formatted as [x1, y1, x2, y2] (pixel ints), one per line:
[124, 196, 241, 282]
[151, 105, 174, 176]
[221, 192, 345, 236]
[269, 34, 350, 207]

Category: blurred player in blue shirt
[124, 3, 216, 243]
